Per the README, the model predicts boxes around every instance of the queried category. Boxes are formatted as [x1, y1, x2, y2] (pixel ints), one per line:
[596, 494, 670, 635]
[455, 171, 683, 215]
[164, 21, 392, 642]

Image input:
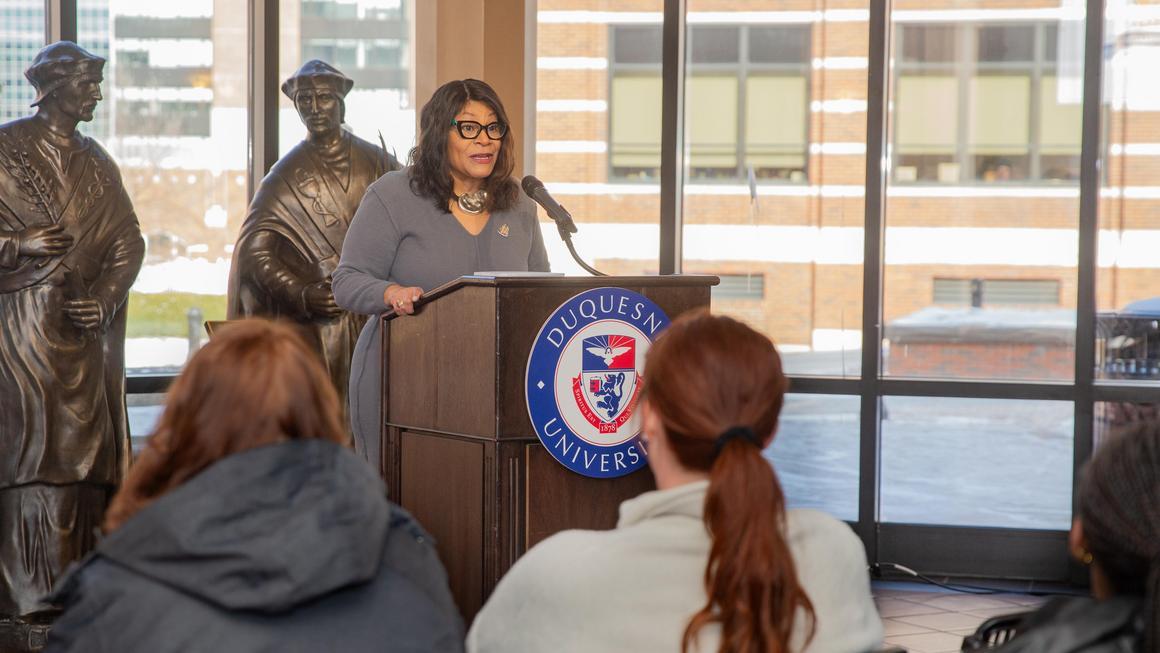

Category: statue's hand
[303, 281, 344, 319]
[19, 225, 73, 257]
[63, 298, 105, 331]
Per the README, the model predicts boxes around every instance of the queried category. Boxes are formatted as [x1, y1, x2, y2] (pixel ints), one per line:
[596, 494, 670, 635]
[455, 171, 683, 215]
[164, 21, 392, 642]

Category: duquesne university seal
[525, 288, 671, 478]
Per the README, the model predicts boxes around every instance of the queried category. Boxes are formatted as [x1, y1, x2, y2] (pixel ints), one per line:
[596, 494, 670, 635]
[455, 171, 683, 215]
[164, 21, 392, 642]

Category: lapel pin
[498, 223, 510, 238]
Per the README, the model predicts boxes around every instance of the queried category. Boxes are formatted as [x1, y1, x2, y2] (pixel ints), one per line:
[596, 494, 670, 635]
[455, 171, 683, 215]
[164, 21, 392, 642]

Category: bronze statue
[228, 60, 398, 405]
[0, 41, 144, 634]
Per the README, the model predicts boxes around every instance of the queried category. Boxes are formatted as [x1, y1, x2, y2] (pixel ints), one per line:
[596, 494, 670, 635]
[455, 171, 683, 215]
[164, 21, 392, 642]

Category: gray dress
[333, 168, 551, 466]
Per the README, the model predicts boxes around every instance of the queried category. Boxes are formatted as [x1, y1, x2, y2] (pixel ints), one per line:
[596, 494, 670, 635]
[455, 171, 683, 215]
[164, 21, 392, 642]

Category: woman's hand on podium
[384, 284, 423, 316]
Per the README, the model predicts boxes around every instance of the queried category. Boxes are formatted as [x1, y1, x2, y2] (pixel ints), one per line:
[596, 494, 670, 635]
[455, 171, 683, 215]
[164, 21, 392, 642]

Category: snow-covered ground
[134, 257, 232, 295]
[126, 337, 192, 370]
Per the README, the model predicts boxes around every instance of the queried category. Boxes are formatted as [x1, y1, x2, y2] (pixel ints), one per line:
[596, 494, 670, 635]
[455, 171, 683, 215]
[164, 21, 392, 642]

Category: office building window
[279, 0, 415, 158]
[893, 23, 1082, 183]
[609, 24, 812, 182]
[933, 278, 1062, 307]
[0, 2, 46, 125]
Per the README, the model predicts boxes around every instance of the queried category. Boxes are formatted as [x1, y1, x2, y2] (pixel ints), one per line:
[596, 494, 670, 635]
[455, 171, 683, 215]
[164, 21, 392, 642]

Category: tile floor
[872, 581, 1059, 652]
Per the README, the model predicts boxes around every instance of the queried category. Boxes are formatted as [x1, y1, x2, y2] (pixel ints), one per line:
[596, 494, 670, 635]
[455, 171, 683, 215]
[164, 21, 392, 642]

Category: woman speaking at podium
[333, 79, 550, 465]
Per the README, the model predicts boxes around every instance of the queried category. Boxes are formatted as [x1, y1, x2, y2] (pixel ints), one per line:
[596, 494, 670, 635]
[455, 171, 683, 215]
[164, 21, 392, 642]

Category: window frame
[607, 22, 813, 184]
[892, 21, 1081, 185]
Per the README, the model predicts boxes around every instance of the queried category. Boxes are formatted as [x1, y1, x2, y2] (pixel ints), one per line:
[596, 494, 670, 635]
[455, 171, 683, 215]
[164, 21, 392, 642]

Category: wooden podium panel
[381, 275, 715, 620]
[524, 444, 655, 548]
[398, 431, 485, 617]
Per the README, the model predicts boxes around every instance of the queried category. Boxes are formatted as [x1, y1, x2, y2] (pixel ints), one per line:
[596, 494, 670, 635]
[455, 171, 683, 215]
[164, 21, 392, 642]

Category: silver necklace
[456, 189, 488, 215]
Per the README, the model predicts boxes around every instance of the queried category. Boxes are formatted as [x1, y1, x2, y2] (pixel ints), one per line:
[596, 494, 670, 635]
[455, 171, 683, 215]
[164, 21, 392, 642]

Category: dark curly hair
[1079, 419, 1160, 653]
[408, 79, 518, 213]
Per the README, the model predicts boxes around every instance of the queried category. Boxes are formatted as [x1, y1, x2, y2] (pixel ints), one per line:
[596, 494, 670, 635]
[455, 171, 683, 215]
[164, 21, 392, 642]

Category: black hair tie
[713, 426, 762, 458]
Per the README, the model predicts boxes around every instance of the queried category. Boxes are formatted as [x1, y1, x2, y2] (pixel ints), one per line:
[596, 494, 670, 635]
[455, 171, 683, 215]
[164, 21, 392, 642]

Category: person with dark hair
[43, 319, 464, 653]
[993, 421, 1160, 653]
[333, 78, 550, 464]
[466, 312, 882, 653]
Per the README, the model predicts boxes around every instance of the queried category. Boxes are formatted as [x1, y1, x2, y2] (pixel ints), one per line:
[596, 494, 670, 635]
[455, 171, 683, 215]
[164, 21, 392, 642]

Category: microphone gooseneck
[521, 175, 606, 277]
[521, 175, 577, 234]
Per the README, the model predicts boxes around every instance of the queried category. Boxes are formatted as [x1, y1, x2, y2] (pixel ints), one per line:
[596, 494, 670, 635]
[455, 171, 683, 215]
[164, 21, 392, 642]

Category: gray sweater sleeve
[333, 188, 397, 316]
[529, 216, 550, 273]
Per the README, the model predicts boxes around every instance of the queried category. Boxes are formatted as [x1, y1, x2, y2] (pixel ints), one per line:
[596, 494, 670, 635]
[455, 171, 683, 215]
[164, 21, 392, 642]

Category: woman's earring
[1078, 548, 1093, 565]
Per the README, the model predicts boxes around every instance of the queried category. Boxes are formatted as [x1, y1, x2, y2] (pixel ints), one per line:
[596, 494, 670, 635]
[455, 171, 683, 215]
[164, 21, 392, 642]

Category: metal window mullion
[957, 24, 973, 181]
[606, 26, 616, 183]
[1072, 0, 1105, 555]
[1029, 24, 1044, 180]
[1094, 383, 1160, 403]
[857, 0, 891, 562]
[46, 0, 77, 43]
[659, 0, 686, 275]
[736, 27, 748, 180]
[248, 0, 279, 203]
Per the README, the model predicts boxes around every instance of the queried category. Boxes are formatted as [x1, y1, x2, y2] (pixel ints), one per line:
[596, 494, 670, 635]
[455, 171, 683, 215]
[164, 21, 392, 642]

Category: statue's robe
[0, 117, 144, 616]
[228, 131, 395, 403]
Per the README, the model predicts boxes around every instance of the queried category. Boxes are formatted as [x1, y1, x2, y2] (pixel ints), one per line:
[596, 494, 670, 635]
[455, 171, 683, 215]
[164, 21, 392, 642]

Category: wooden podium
[379, 275, 716, 619]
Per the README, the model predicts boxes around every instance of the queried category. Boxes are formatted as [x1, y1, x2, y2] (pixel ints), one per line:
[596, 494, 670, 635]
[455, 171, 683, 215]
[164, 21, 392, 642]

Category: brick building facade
[533, 0, 1160, 378]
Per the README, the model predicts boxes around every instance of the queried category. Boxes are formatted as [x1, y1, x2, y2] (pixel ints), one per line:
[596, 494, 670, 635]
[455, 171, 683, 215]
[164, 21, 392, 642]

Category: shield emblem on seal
[577, 335, 638, 431]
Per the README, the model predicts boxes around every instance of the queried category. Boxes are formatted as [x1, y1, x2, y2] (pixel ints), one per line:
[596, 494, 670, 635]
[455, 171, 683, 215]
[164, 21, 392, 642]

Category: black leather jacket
[996, 596, 1143, 653]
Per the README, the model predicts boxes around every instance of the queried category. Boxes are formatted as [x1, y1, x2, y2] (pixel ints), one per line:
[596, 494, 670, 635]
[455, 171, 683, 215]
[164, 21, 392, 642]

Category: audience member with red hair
[44, 319, 464, 653]
[467, 311, 882, 653]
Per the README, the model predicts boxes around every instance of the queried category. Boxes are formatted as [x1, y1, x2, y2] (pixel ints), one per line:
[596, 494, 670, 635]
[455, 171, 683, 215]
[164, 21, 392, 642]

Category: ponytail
[682, 432, 816, 653]
[642, 312, 816, 653]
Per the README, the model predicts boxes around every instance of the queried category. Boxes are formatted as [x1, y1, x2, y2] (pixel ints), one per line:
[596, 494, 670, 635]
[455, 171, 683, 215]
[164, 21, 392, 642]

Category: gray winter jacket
[44, 439, 464, 653]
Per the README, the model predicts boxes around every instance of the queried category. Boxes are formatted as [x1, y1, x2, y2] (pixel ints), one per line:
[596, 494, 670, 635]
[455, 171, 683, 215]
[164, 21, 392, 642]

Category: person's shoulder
[994, 596, 1142, 653]
[784, 509, 868, 581]
[504, 528, 612, 585]
[47, 554, 145, 641]
[0, 116, 34, 139]
[378, 504, 449, 591]
[267, 140, 311, 172]
[77, 133, 121, 172]
[786, 508, 858, 543]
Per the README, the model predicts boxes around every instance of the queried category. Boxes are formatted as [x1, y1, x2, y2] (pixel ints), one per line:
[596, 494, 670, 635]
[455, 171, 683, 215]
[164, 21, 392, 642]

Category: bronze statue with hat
[0, 41, 144, 646]
[228, 60, 400, 413]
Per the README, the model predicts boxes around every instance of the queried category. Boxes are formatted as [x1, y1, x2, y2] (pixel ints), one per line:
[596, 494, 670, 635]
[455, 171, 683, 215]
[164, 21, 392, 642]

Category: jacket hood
[95, 439, 390, 613]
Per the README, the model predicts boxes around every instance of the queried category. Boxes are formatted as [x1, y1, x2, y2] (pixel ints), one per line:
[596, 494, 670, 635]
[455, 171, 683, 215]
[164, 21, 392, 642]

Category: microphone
[519, 174, 605, 276]
[522, 175, 577, 235]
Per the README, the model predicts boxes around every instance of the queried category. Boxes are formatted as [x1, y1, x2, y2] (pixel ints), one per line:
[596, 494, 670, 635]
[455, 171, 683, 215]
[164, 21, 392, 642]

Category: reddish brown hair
[644, 311, 815, 653]
[103, 319, 349, 532]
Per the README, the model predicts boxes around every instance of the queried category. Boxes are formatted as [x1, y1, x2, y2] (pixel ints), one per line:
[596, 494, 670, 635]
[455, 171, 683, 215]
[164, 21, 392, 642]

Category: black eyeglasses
[451, 119, 508, 140]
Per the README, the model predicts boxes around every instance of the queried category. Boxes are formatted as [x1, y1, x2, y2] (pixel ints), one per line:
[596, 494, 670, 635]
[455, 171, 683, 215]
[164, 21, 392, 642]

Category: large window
[534, 4, 662, 277]
[0, 1, 46, 124]
[609, 23, 812, 182]
[278, 0, 415, 157]
[894, 22, 1082, 184]
[680, 6, 866, 379]
[79, 0, 248, 437]
[1097, 7, 1160, 384]
[884, 13, 1083, 383]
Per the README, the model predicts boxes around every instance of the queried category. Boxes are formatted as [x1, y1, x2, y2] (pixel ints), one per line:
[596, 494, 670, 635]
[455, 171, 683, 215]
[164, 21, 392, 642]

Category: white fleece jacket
[467, 480, 883, 653]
